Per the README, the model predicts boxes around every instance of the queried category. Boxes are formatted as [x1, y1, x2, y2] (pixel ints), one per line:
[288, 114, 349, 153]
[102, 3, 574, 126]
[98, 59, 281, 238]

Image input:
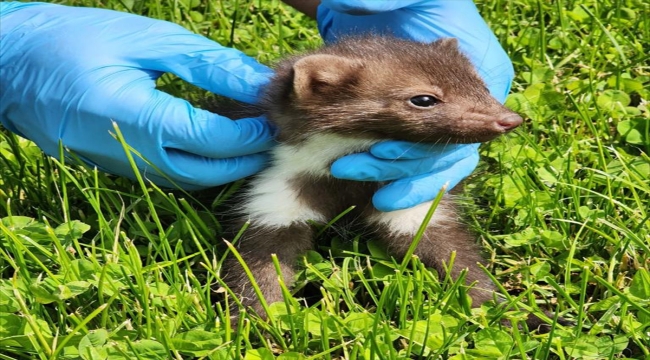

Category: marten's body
[220, 37, 527, 325]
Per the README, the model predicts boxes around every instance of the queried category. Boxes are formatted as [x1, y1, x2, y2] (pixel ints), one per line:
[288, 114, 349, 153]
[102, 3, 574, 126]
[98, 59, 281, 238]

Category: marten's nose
[496, 114, 523, 131]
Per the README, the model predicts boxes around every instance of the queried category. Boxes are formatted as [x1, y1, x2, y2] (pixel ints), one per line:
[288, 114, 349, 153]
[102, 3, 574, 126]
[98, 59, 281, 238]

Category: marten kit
[212, 36, 566, 330]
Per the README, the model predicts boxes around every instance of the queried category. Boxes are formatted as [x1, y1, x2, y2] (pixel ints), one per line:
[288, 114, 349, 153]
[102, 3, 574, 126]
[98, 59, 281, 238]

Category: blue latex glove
[318, 0, 514, 211]
[0, 2, 275, 189]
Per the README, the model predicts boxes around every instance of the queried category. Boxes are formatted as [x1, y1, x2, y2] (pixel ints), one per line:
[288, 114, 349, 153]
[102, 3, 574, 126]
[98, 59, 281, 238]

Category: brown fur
[215, 36, 564, 331]
[223, 222, 313, 312]
[263, 37, 520, 144]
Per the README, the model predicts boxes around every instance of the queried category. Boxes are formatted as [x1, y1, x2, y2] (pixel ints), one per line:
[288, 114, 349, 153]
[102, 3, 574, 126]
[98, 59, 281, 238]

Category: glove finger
[163, 148, 271, 188]
[369, 141, 479, 160]
[101, 165, 226, 191]
[68, 150, 199, 189]
[74, 143, 269, 189]
[143, 89, 275, 158]
[61, 75, 273, 185]
[130, 28, 274, 104]
[331, 146, 476, 182]
[371, 151, 480, 212]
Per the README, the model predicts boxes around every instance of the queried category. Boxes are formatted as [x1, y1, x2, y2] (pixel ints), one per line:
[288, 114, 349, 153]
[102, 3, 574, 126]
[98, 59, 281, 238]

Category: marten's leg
[366, 199, 571, 331]
[222, 222, 313, 317]
[222, 168, 327, 318]
[366, 199, 496, 306]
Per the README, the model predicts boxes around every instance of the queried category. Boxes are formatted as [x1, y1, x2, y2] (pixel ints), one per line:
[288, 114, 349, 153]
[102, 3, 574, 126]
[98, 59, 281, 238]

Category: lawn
[1, 0, 649, 359]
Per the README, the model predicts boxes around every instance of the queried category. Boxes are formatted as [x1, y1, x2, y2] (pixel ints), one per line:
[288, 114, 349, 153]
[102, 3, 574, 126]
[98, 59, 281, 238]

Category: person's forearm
[281, 0, 320, 19]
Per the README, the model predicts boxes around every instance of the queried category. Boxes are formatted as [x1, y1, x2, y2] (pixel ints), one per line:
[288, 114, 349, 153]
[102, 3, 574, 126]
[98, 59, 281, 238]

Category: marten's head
[262, 37, 521, 145]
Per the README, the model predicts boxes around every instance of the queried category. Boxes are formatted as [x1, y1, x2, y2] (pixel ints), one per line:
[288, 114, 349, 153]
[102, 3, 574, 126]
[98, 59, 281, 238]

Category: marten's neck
[271, 133, 379, 176]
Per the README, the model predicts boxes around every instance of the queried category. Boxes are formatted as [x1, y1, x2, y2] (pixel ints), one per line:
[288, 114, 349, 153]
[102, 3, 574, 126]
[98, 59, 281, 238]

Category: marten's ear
[292, 54, 362, 99]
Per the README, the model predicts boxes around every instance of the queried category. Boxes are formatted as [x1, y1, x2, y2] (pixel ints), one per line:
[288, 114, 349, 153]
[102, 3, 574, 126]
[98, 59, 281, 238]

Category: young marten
[218, 36, 562, 330]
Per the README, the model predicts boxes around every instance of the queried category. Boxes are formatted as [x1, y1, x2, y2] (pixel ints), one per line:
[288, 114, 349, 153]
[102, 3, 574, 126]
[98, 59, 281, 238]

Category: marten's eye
[409, 95, 439, 108]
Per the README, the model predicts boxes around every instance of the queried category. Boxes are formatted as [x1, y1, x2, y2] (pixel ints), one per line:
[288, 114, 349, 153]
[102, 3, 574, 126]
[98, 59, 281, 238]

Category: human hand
[0, 3, 275, 189]
[317, 0, 514, 211]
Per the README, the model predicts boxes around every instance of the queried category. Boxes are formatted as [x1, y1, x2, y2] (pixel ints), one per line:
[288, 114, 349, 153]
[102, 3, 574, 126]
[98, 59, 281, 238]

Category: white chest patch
[242, 133, 380, 227]
[366, 200, 455, 236]
[271, 133, 380, 177]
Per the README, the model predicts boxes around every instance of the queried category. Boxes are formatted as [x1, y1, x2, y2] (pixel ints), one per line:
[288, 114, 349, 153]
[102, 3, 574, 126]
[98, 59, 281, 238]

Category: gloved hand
[317, 0, 514, 211]
[0, 2, 275, 189]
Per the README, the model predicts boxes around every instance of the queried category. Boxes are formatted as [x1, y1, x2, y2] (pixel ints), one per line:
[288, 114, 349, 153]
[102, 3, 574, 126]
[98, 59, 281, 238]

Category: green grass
[1, 0, 649, 359]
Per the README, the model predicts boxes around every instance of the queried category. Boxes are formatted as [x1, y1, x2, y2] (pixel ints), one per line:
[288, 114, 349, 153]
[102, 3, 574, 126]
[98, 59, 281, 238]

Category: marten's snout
[495, 113, 523, 131]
